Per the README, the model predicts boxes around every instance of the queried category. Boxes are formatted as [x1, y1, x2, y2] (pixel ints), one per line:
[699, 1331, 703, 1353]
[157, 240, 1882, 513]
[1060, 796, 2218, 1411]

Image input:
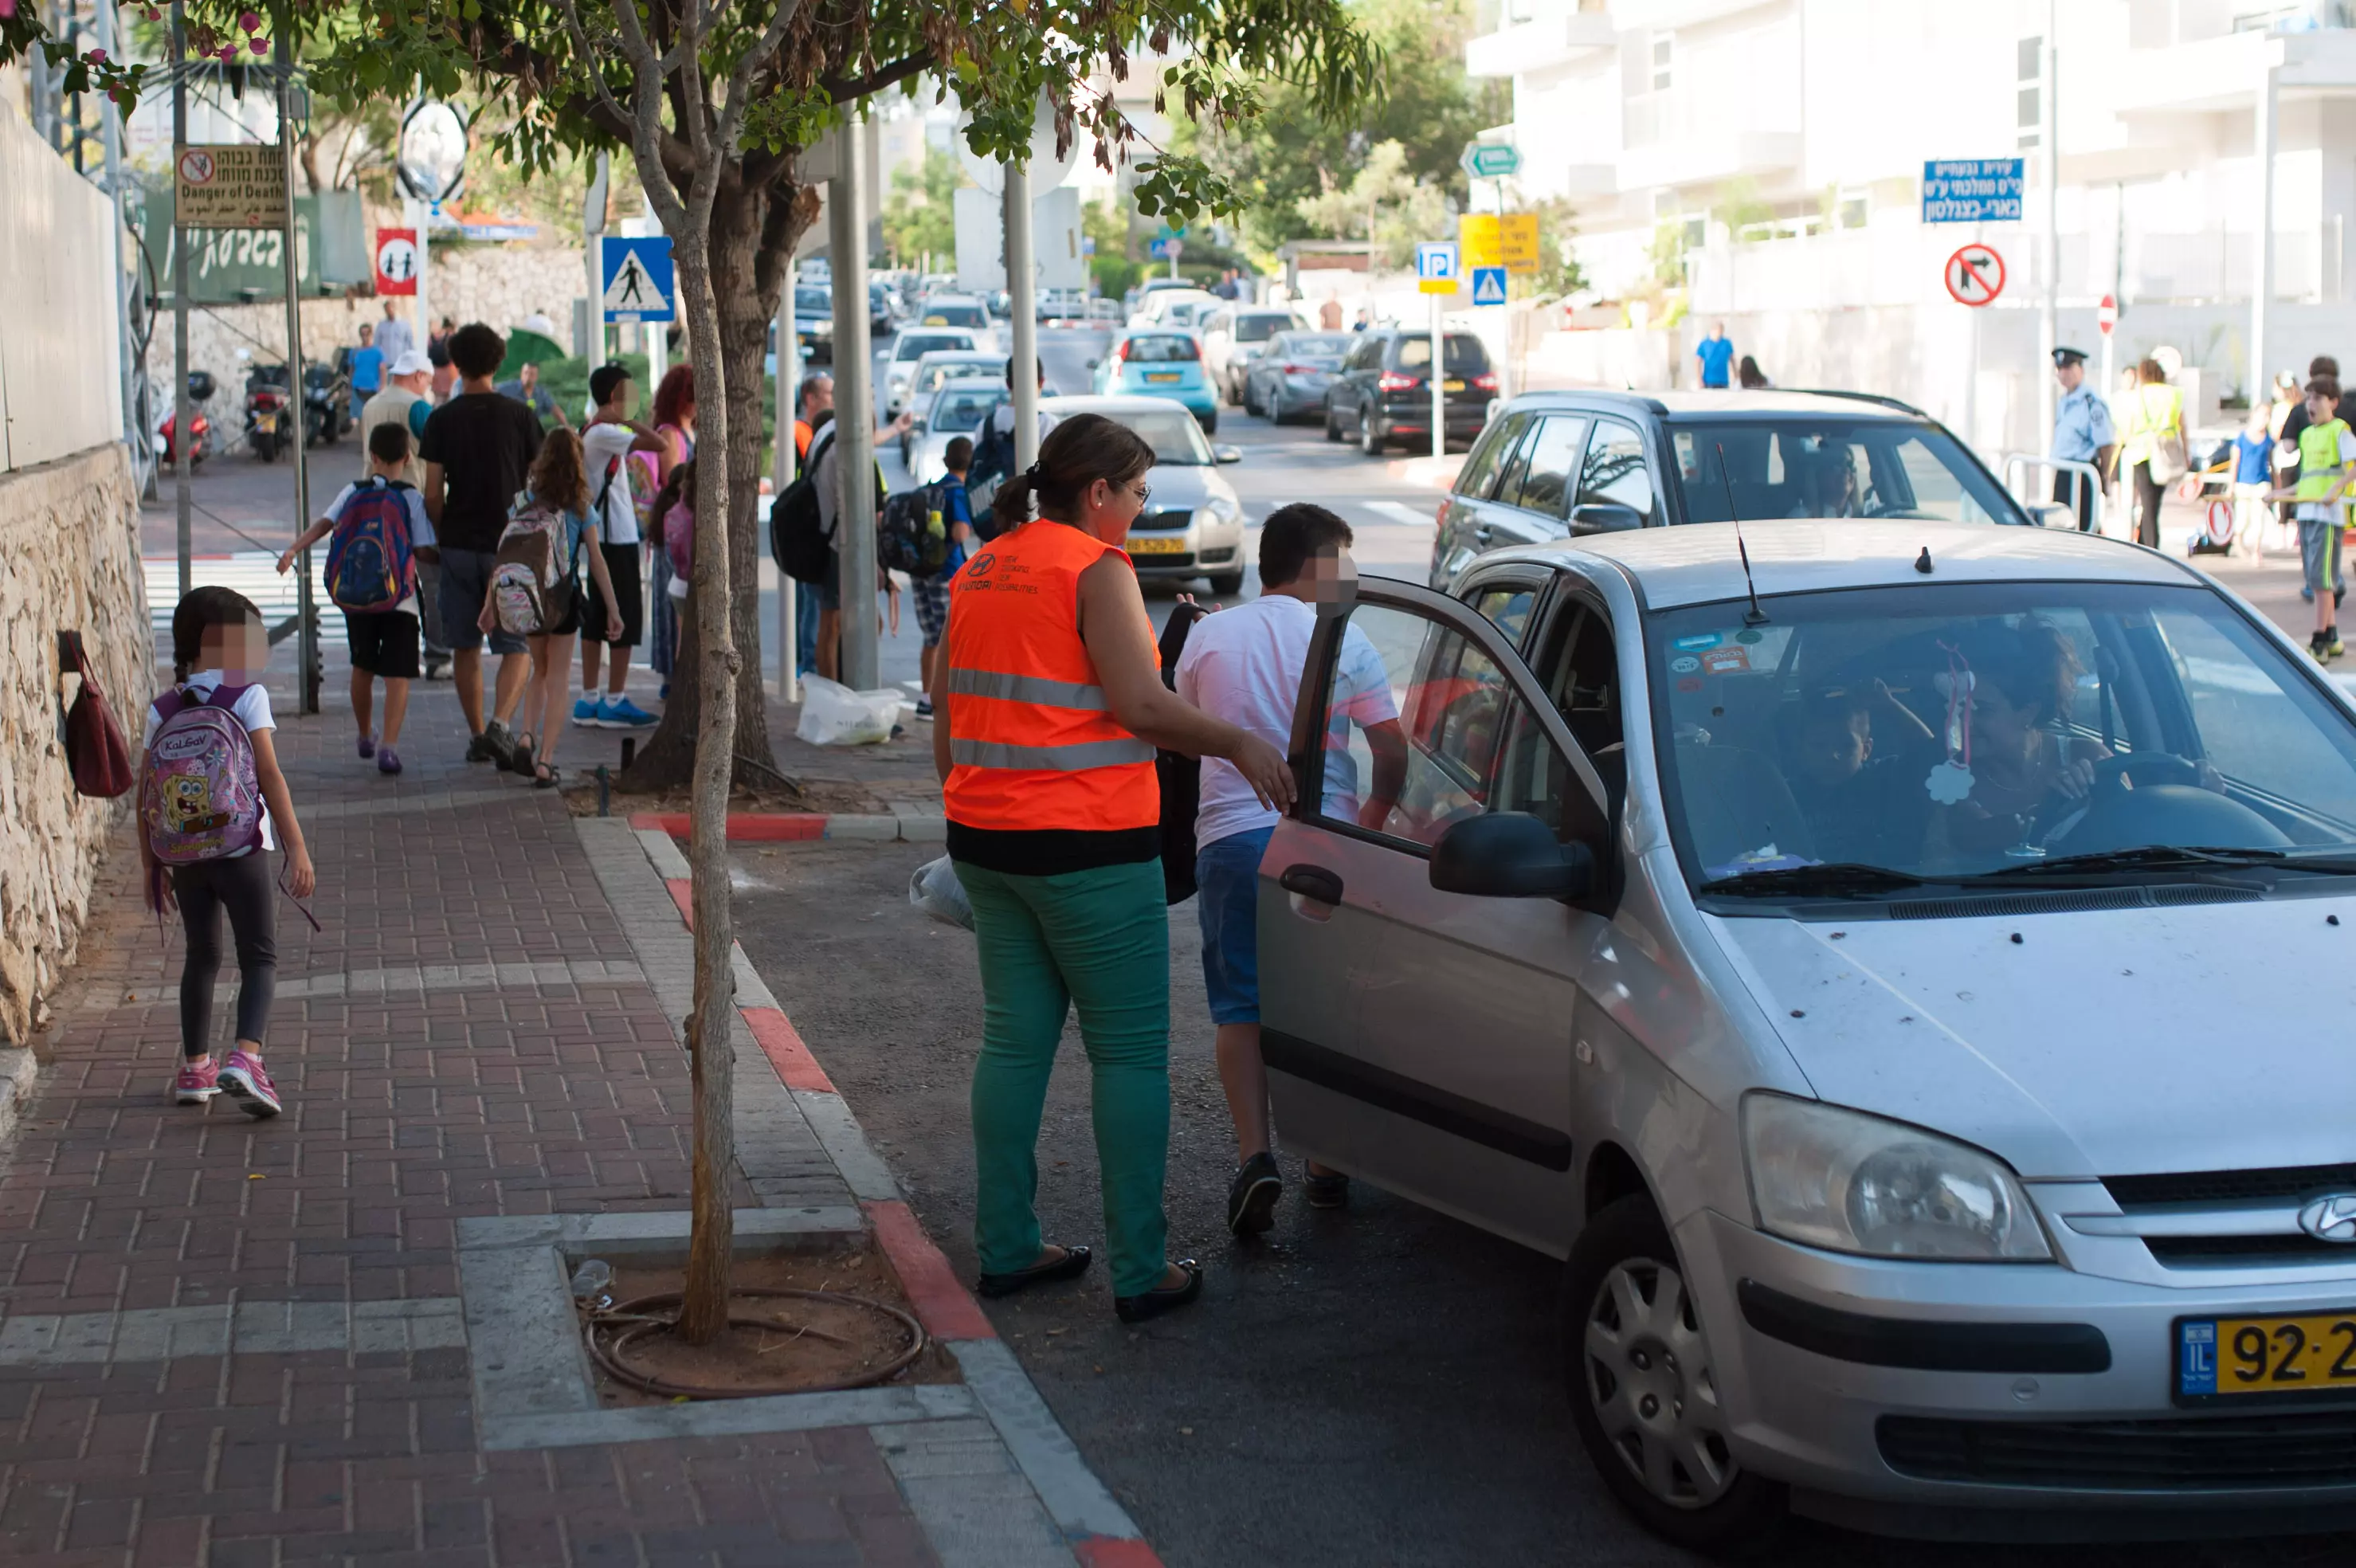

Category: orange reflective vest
[943, 519, 1159, 833]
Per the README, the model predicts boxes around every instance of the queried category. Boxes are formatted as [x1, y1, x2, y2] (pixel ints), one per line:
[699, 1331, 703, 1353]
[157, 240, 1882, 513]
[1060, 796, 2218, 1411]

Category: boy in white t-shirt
[574, 363, 670, 728]
[1174, 504, 1405, 1236]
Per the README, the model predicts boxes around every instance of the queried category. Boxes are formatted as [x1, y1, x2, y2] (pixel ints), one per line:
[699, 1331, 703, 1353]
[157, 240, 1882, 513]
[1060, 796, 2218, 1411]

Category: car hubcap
[1585, 1257, 1737, 1509]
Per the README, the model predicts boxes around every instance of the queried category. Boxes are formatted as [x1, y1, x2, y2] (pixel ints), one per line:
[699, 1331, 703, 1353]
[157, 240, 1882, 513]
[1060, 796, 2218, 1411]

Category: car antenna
[1715, 441, 1769, 626]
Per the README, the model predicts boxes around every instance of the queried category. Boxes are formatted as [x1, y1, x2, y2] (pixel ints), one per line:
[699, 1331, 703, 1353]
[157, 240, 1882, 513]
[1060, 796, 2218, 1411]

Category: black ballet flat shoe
[976, 1244, 1092, 1299]
[1114, 1260, 1203, 1324]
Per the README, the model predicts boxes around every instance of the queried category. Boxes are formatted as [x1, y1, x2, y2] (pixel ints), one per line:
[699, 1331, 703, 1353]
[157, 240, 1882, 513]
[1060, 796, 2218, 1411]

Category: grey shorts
[2302, 516, 2343, 594]
[436, 547, 527, 655]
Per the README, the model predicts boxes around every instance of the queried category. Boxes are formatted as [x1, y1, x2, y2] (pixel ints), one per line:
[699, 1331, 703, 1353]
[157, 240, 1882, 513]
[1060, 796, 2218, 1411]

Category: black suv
[1430, 388, 2031, 587]
[1323, 329, 1498, 456]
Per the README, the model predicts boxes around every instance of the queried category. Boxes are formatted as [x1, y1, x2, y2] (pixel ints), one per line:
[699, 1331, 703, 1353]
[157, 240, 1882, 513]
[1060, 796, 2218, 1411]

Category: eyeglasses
[1127, 479, 1153, 506]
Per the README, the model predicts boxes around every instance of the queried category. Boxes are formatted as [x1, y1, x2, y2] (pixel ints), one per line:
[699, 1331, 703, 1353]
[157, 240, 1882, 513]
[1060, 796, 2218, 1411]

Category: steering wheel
[2040, 752, 2211, 849]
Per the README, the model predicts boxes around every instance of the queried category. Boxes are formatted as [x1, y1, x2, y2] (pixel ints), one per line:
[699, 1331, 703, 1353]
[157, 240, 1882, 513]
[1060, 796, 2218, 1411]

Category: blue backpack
[324, 478, 417, 613]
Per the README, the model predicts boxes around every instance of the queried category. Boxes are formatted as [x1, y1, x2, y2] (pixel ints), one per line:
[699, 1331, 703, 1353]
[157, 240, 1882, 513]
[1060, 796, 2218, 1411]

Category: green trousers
[957, 857, 1171, 1298]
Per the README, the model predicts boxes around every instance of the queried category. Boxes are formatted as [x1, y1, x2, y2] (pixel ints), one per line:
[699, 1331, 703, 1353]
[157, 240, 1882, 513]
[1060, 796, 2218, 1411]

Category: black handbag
[1155, 602, 1209, 904]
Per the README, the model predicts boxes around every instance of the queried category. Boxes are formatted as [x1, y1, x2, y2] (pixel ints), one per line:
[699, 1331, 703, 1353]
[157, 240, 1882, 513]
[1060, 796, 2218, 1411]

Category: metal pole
[1004, 161, 1041, 470]
[831, 124, 879, 690]
[2254, 63, 2277, 414]
[584, 151, 607, 369]
[276, 42, 318, 714]
[1429, 290, 1445, 461]
[2038, 6, 2059, 448]
[171, 1, 192, 601]
[775, 256, 801, 702]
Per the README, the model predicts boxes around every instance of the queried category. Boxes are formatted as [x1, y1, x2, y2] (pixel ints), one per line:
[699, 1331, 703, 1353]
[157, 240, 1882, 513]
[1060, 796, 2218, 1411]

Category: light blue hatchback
[1088, 331, 1219, 433]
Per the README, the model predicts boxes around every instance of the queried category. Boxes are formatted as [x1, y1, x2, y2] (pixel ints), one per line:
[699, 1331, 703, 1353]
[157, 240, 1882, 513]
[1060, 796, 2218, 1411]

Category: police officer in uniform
[2050, 346, 2116, 531]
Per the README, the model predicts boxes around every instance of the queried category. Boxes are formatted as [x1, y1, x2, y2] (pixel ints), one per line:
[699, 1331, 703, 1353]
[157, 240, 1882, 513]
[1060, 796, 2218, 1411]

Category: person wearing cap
[2048, 347, 2115, 532]
[359, 349, 448, 676]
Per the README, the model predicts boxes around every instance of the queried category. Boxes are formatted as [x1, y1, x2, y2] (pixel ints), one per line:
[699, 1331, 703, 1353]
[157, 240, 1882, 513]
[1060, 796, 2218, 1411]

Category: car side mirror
[1568, 502, 1644, 535]
[1429, 813, 1594, 900]
[1213, 445, 1243, 464]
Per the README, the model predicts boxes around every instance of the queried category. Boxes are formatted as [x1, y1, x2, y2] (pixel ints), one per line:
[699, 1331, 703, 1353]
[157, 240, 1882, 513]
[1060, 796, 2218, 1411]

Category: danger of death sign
[175, 143, 288, 229]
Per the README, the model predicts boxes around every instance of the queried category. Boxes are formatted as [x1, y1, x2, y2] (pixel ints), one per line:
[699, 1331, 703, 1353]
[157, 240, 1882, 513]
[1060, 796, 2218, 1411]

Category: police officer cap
[2052, 346, 2090, 367]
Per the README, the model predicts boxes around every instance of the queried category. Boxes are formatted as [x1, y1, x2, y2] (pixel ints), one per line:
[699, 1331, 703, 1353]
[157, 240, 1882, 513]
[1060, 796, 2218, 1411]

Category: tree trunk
[617, 171, 810, 794]
[674, 237, 743, 1347]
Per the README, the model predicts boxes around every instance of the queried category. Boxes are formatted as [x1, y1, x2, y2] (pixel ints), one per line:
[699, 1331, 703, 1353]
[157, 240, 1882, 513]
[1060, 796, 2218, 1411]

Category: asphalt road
[731, 394, 2356, 1568]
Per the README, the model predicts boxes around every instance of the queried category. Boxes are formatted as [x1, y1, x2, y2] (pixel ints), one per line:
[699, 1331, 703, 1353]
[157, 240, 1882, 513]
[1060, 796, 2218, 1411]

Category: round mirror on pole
[397, 100, 468, 205]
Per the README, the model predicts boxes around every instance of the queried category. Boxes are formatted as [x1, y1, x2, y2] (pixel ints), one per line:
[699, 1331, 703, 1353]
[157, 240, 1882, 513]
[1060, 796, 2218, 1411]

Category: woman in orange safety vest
[934, 413, 1293, 1324]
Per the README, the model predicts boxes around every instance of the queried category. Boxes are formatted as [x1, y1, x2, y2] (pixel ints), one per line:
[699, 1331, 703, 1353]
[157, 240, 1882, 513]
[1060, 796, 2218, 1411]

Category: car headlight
[1742, 1094, 2051, 1261]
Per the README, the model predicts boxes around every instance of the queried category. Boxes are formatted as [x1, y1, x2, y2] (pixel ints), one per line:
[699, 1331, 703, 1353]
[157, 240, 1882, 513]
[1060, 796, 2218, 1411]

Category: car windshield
[1273, 333, 1353, 363]
[1108, 408, 1215, 465]
[1234, 313, 1294, 343]
[919, 359, 1000, 394]
[1669, 420, 2019, 526]
[1396, 335, 1490, 373]
[895, 333, 970, 361]
[1646, 581, 2356, 898]
[919, 303, 988, 328]
[1161, 301, 1213, 326]
[929, 389, 997, 433]
[793, 288, 830, 315]
[1123, 335, 1199, 364]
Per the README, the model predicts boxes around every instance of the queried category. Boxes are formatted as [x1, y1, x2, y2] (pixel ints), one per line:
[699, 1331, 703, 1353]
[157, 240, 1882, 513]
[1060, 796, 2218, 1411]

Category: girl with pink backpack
[138, 587, 316, 1116]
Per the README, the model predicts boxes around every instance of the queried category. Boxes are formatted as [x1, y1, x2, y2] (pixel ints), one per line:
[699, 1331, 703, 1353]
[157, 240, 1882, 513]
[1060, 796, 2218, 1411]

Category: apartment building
[1471, 0, 2356, 453]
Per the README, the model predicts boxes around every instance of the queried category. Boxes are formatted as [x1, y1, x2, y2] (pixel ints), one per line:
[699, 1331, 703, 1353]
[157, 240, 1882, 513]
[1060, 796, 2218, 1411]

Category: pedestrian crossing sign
[1470, 266, 1507, 308]
[601, 237, 674, 323]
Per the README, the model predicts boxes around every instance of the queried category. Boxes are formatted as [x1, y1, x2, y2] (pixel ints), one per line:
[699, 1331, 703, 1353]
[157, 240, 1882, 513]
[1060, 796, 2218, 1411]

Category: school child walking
[141, 587, 316, 1116]
[278, 421, 433, 773]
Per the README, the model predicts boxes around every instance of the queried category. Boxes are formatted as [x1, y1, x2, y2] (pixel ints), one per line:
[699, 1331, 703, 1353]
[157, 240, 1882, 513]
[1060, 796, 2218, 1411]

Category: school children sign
[175, 144, 289, 229]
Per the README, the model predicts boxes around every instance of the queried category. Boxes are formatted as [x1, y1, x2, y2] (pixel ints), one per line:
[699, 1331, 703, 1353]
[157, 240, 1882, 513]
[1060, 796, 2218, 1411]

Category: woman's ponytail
[989, 467, 1037, 537]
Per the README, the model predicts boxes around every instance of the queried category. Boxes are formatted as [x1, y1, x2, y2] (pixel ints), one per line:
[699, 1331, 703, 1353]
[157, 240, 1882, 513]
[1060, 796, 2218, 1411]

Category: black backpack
[971, 402, 1017, 491]
[1155, 602, 1209, 904]
[769, 425, 836, 585]
[877, 484, 953, 578]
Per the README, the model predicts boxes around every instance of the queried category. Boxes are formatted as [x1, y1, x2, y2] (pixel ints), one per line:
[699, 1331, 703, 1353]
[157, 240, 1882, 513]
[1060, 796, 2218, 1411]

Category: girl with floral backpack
[139, 586, 316, 1116]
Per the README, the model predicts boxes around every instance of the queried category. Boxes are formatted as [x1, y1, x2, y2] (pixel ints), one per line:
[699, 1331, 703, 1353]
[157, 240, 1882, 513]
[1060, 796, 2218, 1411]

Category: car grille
[2107, 1165, 2356, 1209]
[1130, 509, 1194, 532]
[1879, 1412, 2356, 1490]
[1130, 552, 1198, 569]
[2097, 1164, 2356, 1268]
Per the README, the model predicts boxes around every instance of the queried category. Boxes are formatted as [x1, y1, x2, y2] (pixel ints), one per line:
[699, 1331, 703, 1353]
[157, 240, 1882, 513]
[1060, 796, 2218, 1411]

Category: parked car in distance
[1129, 287, 1220, 331]
[1244, 330, 1356, 423]
[1037, 287, 1088, 322]
[1323, 328, 1498, 457]
[1431, 389, 2033, 587]
[1200, 305, 1307, 404]
[904, 376, 1005, 486]
[1040, 394, 1246, 592]
[1087, 297, 1125, 323]
[900, 351, 1011, 463]
[883, 328, 983, 414]
[1089, 330, 1219, 433]
[764, 284, 835, 374]
[1268, 519, 2356, 1550]
[911, 293, 999, 352]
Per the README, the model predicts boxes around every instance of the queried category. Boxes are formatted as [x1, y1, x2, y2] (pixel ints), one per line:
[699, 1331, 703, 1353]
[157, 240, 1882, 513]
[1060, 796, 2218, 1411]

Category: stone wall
[145, 244, 594, 406]
[0, 443, 151, 1045]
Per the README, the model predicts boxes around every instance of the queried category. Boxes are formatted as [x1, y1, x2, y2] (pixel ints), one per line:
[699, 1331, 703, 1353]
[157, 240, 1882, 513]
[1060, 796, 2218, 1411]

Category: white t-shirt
[1174, 594, 1398, 849]
[2298, 427, 2356, 520]
[143, 672, 277, 852]
[323, 480, 433, 614]
[580, 421, 641, 545]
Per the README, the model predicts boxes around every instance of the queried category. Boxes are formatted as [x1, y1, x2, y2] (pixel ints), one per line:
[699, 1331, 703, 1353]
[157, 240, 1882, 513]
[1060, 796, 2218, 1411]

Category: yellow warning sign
[174, 144, 288, 229]
[1460, 213, 1541, 275]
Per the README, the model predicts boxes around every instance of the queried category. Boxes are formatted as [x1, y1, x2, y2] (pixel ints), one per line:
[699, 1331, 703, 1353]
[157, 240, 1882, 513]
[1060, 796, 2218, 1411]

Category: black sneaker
[465, 729, 494, 763]
[2314, 632, 2334, 665]
[1303, 1164, 1351, 1209]
[1225, 1152, 1282, 1237]
[915, 696, 935, 720]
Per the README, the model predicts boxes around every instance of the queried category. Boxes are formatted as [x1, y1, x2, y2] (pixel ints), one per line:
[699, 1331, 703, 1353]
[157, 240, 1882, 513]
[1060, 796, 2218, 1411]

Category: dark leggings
[2131, 461, 2165, 547]
[171, 855, 277, 1058]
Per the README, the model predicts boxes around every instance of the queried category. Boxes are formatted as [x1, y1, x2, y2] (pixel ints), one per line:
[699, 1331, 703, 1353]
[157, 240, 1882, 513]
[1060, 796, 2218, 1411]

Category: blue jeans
[795, 581, 821, 676]
[1194, 825, 1273, 1025]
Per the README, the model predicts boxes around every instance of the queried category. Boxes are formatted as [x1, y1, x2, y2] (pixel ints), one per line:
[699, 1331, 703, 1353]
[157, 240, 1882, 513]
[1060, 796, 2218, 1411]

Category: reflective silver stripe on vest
[947, 668, 1111, 711]
[951, 736, 1155, 770]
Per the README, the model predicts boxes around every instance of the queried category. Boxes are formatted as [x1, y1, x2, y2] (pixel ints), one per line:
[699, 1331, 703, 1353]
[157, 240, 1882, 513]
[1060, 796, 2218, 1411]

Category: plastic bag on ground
[795, 675, 904, 746]
[909, 854, 974, 931]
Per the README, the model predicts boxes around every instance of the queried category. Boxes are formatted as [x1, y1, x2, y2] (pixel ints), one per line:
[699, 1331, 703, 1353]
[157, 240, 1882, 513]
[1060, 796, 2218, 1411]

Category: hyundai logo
[2297, 1194, 2356, 1243]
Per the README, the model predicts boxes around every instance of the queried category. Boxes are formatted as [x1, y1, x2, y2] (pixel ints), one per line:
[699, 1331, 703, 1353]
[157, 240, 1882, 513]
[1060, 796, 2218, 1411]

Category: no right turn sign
[1943, 242, 2005, 308]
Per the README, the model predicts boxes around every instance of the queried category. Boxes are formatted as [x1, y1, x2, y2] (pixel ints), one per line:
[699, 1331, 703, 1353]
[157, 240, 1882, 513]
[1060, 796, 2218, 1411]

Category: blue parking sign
[601, 237, 674, 323]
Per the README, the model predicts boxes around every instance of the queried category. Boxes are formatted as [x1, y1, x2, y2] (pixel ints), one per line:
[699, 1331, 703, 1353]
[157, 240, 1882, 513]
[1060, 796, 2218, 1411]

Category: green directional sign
[1460, 143, 1522, 180]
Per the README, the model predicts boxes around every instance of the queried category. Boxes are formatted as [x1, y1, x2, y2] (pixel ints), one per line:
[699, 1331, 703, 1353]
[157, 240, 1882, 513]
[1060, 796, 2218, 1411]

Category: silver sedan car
[1040, 394, 1248, 594]
[1263, 519, 2356, 1548]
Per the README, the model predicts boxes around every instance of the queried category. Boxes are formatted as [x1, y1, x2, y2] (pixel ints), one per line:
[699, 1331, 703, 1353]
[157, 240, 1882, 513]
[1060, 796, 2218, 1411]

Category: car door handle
[1280, 864, 1345, 904]
[1472, 523, 1495, 542]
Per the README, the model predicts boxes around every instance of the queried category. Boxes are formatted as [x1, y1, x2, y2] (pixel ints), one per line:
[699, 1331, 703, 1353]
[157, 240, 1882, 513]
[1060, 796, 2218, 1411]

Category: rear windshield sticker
[1699, 646, 1750, 675]
[1670, 655, 1701, 674]
[1673, 632, 1722, 651]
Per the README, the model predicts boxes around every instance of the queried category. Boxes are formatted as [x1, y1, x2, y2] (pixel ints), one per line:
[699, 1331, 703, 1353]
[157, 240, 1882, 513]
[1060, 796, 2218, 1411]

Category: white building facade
[1472, 0, 2356, 455]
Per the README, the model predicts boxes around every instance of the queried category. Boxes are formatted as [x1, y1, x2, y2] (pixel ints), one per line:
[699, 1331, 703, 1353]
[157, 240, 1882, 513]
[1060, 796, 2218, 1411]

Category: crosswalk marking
[144, 552, 347, 641]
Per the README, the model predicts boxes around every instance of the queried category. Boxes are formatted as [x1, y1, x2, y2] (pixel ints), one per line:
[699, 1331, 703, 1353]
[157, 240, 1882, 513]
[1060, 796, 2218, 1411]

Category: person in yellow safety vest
[934, 413, 1294, 1324]
[2267, 376, 2356, 663]
[2111, 359, 2184, 549]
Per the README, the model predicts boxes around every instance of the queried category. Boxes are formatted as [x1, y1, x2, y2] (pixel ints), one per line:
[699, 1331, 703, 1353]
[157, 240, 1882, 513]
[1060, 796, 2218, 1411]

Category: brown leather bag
[62, 634, 134, 798]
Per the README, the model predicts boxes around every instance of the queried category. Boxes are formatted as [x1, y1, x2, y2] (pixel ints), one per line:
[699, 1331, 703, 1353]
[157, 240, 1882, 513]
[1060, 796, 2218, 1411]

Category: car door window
[1456, 414, 1530, 502]
[1467, 582, 1538, 646]
[1497, 414, 1590, 519]
[1576, 419, 1656, 524]
[1543, 601, 1627, 813]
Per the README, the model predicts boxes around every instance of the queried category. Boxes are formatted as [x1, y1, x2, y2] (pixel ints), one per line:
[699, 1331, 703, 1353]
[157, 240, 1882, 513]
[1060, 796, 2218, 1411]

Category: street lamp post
[831, 123, 879, 690]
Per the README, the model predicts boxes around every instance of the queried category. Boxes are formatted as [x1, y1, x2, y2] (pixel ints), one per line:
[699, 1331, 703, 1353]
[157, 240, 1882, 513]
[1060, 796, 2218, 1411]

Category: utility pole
[2037, 2, 2060, 449]
[276, 35, 318, 713]
[582, 151, 607, 366]
[1004, 160, 1041, 471]
[95, 0, 137, 475]
[2254, 61, 2278, 414]
[170, 1, 193, 601]
[774, 261, 801, 701]
[831, 123, 878, 690]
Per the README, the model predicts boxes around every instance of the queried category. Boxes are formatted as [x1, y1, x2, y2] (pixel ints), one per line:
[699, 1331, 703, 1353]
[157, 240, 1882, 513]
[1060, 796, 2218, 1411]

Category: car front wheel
[1564, 1195, 1786, 1555]
[1323, 400, 1343, 441]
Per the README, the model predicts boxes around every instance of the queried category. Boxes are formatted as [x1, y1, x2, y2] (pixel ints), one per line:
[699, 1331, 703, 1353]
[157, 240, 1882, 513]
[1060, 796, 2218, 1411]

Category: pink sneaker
[172, 1057, 219, 1105]
[216, 1049, 281, 1118]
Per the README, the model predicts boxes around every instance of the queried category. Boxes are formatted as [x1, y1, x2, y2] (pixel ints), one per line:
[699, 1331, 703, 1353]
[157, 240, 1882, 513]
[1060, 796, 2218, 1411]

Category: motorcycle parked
[244, 365, 292, 463]
[303, 358, 351, 447]
[155, 370, 215, 470]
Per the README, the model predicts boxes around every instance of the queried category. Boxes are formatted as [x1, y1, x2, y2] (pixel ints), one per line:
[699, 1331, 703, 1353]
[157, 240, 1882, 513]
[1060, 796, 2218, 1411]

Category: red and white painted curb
[631, 825, 1162, 1566]
[631, 809, 943, 845]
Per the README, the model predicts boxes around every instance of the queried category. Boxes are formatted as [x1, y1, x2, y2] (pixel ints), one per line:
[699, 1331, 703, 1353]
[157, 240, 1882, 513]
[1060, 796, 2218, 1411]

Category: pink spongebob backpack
[139, 684, 265, 868]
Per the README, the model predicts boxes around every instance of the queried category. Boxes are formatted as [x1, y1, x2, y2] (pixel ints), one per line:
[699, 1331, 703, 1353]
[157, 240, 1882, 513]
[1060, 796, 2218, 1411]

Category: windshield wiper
[1698, 863, 1926, 898]
[1974, 845, 2292, 879]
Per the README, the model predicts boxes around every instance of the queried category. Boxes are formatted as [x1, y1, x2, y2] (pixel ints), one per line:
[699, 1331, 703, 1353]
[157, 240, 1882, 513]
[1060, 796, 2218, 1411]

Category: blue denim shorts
[1194, 825, 1272, 1025]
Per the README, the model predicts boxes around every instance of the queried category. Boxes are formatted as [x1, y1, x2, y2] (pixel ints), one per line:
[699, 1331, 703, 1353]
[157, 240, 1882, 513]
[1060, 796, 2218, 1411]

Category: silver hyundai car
[1261, 519, 2356, 1547]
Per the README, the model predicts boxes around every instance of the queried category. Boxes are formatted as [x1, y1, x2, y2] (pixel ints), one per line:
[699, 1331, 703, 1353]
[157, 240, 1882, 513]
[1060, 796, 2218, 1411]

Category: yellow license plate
[256, 414, 276, 433]
[2179, 1311, 2356, 1399]
[1126, 535, 1187, 555]
[1443, 379, 1465, 392]
[1143, 372, 1182, 383]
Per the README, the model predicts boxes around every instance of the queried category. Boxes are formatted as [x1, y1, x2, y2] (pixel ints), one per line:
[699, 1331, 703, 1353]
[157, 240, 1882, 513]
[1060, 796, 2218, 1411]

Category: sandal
[508, 734, 535, 776]
[533, 762, 561, 790]
[1114, 1259, 1203, 1324]
[976, 1244, 1093, 1299]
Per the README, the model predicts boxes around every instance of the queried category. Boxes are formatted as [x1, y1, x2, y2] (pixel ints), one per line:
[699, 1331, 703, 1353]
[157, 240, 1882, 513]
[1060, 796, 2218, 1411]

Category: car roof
[1488, 521, 2205, 610]
[1118, 326, 1199, 339]
[934, 375, 1005, 391]
[1042, 394, 1201, 415]
[1496, 387, 1927, 421]
[913, 349, 1002, 362]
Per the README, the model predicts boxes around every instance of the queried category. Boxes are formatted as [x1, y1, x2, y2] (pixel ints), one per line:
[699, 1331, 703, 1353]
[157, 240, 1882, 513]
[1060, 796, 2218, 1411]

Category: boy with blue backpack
[910, 436, 974, 720]
[277, 421, 433, 773]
